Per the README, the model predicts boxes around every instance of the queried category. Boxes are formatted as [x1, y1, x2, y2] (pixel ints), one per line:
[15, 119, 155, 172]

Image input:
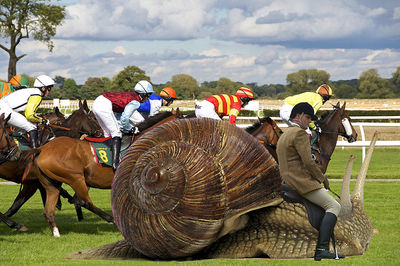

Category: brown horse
[0, 113, 32, 231]
[245, 117, 283, 162]
[44, 100, 103, 139]
[3, 101, 102, 219]
[31, 111, 182, 237]
[314, 102, 358, 173]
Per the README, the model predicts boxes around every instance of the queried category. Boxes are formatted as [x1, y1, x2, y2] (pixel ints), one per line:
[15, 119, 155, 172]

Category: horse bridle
[313, 106, 356, 163]
[0, 122, 19, 164]
[316, 107, 355, 142]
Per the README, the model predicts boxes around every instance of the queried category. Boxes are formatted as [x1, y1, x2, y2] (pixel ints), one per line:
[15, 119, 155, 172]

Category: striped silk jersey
[205, 94, 242, 124]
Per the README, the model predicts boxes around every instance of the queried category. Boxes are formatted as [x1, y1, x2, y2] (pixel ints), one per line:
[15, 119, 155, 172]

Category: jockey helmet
[316, 84, 334, 97]
[34, 75, 55, 88]
[235, 87, 255, 99]
[134, 80, 154, 95]
[34, 75, 55, 93]
[160, 87, 179, 99]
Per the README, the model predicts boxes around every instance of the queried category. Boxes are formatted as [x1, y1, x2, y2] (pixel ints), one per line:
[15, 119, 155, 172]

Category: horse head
[315, 102, 358, 173]
[42, 107, 66, 126]
[65, 103, 103, 138]
[0, 113, 21, 162]
[246, 117, 283, 162]
[318, 102, 357, 143]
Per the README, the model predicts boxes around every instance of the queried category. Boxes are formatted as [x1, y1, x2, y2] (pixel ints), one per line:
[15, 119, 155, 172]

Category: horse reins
[49, 124, 71, 131]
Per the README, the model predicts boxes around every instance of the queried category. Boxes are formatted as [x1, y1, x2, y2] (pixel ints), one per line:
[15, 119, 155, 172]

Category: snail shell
[111, 118, 282, 259]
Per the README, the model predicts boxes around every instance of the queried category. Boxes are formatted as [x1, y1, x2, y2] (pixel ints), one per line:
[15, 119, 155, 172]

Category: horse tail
[21, 149, 41, 182]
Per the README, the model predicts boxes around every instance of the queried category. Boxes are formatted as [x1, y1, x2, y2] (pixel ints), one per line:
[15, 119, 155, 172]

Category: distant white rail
[235, 119, 400, 161]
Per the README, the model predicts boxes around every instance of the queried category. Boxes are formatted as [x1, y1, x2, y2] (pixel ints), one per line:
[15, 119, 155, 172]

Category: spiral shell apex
[111, 118, 282, 259]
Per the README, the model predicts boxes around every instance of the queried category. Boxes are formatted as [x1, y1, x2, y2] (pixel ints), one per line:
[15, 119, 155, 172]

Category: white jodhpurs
[195, 100, 221, 120]
[0, 102, 36, 132]
[92, 95, 121, 138]
[280, 102, 294, 126]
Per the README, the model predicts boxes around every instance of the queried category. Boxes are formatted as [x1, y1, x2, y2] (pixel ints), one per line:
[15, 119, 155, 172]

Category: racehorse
[0, 113, 34, 231]
[314, 102, 358, 173]
[3, 101, 102, 220]
[30, 111, 182, 237]
[42, 99, 103, 140]
[245, 117, 283, 162]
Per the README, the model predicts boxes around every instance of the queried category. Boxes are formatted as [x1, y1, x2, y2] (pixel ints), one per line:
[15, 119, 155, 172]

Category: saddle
[281, 184, 325, 230]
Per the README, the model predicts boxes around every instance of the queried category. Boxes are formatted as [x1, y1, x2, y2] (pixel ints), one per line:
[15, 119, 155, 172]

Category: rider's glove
[130, 126, 140, 135]
[42, 119, 50, 126]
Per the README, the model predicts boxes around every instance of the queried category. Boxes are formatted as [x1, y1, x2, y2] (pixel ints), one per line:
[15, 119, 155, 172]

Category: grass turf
[0, 179, 399, 265]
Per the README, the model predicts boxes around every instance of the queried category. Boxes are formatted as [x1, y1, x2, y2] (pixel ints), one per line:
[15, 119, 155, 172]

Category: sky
[1, 0, 400, 86]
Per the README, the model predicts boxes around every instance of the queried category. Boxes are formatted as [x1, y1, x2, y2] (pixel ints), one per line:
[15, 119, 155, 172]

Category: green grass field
[0, 178, 399, 265]
[325, 147, 400, 179]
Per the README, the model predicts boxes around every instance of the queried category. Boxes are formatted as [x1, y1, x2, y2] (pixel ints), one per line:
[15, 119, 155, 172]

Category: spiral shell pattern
[111, 118, 281, 259]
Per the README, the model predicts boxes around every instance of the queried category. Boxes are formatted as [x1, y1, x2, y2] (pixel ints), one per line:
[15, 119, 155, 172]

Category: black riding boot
[111, 137, 122, 171]
[28, 129, 39, 148]
[314, 212, 345, 261]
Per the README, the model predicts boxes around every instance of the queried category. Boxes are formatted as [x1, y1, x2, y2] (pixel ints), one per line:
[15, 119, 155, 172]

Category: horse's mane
[137, 111, 174, 131]
[245, 117, 272, 134]
[318, 105, 340, 125]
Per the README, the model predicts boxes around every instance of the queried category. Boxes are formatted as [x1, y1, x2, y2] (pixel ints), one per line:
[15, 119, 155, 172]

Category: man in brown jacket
[277, 102, 344, 261]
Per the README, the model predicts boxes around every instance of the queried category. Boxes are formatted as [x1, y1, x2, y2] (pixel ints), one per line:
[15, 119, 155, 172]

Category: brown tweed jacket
[277, 125, 326, 195]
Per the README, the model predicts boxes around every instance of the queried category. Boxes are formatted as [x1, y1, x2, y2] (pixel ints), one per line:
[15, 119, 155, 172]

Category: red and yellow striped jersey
[205, 94, 242, 124]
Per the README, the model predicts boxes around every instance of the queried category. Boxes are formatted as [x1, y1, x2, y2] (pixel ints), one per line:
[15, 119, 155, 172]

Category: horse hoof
[52, 227, 61, 237]
[16, 225, 29, 232]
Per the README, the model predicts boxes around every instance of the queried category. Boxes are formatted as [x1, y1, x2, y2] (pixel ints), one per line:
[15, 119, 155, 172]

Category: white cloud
[393, 7, 400, 20]
[200, 48, 222, 57]
[113, 46, 127, 55]
[2, 0, 398, 86]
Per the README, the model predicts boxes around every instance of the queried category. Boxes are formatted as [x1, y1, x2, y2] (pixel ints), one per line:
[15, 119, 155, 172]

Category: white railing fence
[41, 100, 399, 161]
[235, 117, 400, 161]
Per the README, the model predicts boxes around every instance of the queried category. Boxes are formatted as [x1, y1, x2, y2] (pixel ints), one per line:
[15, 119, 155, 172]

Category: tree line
[3, 65, 398, 101]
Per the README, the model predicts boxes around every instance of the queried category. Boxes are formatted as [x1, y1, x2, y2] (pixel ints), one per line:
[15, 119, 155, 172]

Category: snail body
[111, 118, 282, 259]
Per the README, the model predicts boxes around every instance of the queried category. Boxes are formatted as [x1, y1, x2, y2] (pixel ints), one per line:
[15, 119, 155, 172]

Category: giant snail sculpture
[69, 118, 376, 260]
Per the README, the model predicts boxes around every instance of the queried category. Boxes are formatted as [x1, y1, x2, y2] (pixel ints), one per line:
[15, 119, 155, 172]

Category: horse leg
[69, 181, 113, 223]
[0, 212, 28, 232]
[58, 188, 84, 221]
[72, 193, 84, 221]
[42, 184, 62, 237]
[4, 181, 40, 217]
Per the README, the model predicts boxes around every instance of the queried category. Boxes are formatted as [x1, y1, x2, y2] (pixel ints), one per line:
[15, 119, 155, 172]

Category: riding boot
[314, 212, 345, 261]
[111, 137, 122, 171]
[28, 129, 39, 148]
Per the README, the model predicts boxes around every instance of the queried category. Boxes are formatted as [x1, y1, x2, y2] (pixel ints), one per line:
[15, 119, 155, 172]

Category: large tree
[357, 68, 394, 98]
[170, 74, 199, 99]
[0, 0, 65, 80]
[285, 69, 330, 95]
[111, 65, 150, 92]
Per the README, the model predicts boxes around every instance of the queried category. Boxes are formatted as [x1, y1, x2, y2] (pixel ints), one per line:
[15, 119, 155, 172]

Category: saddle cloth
[84, 135, 131, 167]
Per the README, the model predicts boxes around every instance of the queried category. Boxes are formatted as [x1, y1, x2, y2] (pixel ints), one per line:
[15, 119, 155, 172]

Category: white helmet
[134, 80, 154, 94]
[34, 75, 55, 88]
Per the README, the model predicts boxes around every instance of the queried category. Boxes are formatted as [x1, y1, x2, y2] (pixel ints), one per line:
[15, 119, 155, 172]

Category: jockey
[128, 87, 179, 125]
[280, 84, 334, 137]
[92, 80, 154, 171]
[195, 87, 255, 125]
[0, 75, 55, 148]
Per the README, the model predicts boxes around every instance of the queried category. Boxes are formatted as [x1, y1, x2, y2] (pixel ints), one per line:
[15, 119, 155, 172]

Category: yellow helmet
[316, 84, 334, 96]
[235, 87, 255, 99]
